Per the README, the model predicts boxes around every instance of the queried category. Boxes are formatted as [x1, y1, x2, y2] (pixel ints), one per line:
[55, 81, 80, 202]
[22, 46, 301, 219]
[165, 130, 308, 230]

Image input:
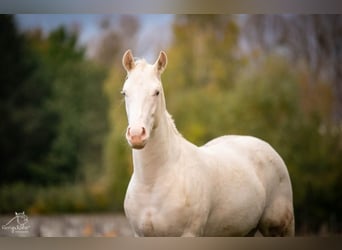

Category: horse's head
[121, 50, 168, 149]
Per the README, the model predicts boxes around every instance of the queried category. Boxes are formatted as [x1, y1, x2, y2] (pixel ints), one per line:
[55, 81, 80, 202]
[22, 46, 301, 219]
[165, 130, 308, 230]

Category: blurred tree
[91, 15, 140, 68]
[242, 15, 342, 123]
[0, 16, 108, 186]
[46, 26, 84, 62]
[26, 26, 108, 185]
[166, 15, 241, 90]
[163, 15, 243, 144]
[0, 15, 56, 184]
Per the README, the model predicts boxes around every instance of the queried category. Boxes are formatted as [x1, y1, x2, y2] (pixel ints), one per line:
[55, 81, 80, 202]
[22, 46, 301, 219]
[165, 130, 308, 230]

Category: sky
[15, 14, 174, 61]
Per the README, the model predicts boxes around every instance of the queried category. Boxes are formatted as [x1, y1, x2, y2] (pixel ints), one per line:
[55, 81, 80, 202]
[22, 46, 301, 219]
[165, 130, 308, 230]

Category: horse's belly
[204, 186, 265, 236]
[204, 202, 264, 236]
[201, 160, 266, 236]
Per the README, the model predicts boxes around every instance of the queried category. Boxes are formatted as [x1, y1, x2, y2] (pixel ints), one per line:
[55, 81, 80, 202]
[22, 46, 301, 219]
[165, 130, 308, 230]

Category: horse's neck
[132, 111, 182, 184]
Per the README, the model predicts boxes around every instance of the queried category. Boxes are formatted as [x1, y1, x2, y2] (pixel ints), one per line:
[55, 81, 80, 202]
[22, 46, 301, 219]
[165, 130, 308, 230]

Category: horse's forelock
[134, 58, 150, 70]
[134, 58, 144, 64]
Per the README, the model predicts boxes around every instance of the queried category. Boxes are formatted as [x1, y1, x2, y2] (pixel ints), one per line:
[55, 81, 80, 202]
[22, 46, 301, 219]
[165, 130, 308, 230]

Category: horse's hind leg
[258, 198, 295, 237]
[260, 214, 295, 236]
[245, 227, 258, 237]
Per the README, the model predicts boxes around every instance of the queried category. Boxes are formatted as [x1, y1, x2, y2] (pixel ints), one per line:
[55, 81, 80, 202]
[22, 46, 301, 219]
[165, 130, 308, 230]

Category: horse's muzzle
[126, 126, 147, 149]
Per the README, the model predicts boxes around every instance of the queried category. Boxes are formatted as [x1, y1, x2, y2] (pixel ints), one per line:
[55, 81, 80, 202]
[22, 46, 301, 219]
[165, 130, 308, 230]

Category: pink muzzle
[126, 126, 147, 149]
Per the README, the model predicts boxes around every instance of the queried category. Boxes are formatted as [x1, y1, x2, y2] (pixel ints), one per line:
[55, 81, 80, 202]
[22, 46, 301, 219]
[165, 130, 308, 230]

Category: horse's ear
[154, 51, 167, 74]
[122, 49, 135, 72]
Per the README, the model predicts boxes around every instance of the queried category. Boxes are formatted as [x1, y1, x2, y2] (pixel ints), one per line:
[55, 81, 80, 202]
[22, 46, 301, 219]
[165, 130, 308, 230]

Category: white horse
[121, 50, 295, 237]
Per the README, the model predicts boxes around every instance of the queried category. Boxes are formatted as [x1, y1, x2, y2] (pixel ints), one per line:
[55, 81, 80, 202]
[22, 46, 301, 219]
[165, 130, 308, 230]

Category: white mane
[165, 111, 182, 137]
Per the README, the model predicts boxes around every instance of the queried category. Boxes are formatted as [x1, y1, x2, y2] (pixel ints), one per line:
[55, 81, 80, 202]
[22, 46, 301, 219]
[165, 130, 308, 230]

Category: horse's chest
[136, 208, 157, 236]
[134, 208, 175, 236]
[128, 204, 189, 236]
[125, 185, 190, 236]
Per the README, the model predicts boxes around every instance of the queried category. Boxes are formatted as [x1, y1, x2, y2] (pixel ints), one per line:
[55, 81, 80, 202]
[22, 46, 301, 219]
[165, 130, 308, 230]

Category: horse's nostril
[127, 126, 146, 138]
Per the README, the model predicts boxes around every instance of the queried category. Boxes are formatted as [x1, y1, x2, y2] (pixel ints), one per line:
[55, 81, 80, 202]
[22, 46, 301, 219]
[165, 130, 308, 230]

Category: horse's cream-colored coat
[122, 50, 294, 236]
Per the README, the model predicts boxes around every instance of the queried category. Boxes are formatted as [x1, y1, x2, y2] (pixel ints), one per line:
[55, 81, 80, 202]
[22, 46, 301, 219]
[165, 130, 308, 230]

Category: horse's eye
[154, 90, 160, 96]
[120, 90, 126, 97]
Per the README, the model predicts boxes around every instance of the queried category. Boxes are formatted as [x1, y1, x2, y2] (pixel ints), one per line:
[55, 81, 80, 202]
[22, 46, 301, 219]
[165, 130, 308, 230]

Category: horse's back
[202, 135, 289, 179]
[202, 135, 292, 197]
[202, 135, 273, 153]
[201, 135, 294, 236]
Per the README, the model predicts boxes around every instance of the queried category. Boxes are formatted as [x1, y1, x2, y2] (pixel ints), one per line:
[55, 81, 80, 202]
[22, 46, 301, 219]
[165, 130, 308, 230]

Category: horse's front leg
[180, 215, 208, 237]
